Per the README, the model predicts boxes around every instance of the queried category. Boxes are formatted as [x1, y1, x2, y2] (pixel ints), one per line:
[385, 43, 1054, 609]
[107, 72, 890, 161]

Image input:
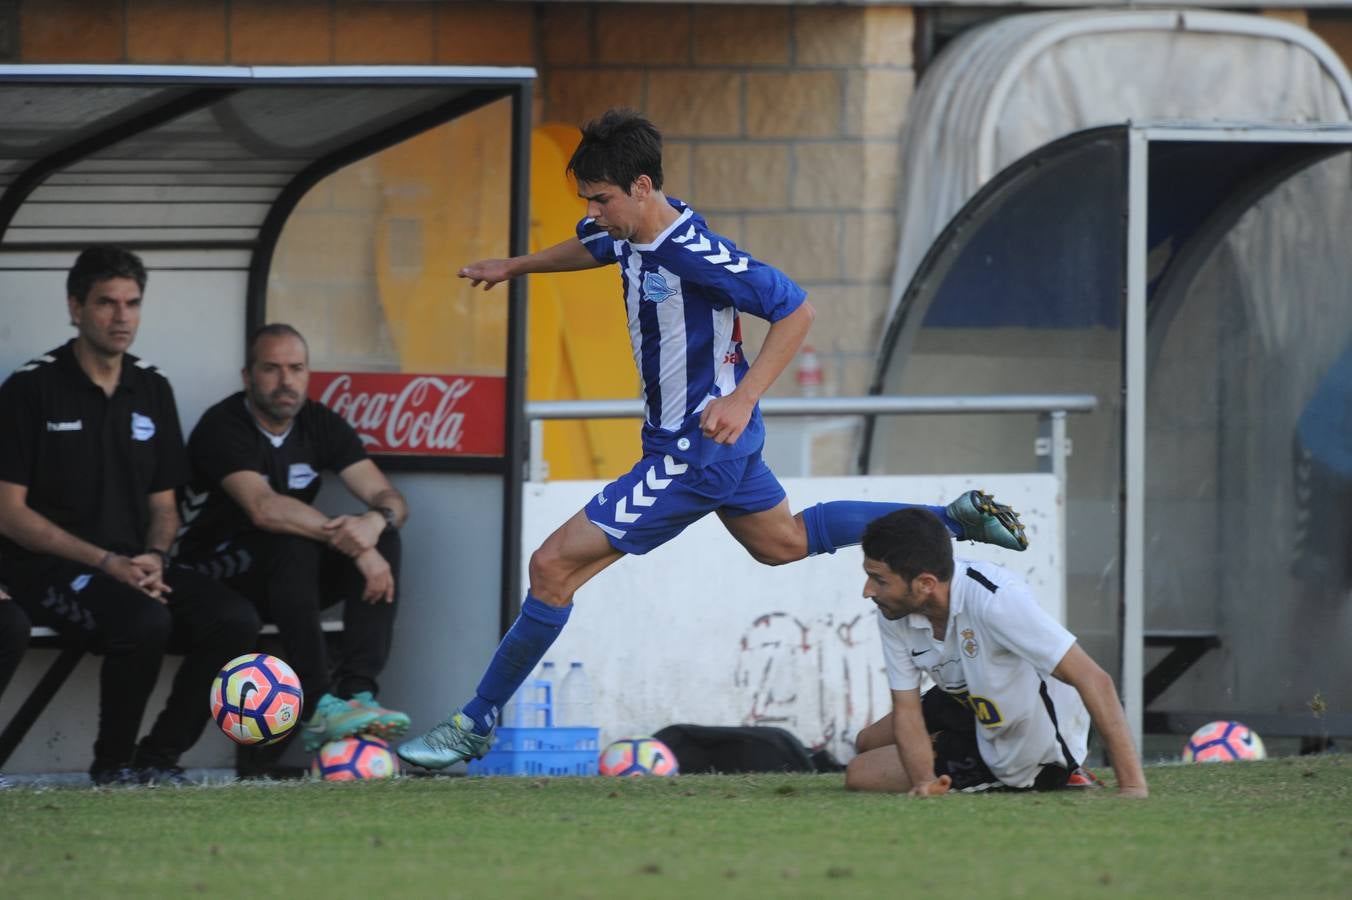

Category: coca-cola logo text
[310, 371, 505, 457]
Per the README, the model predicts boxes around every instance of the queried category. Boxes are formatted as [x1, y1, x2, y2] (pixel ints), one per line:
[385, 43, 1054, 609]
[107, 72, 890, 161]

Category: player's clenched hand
[323, 512, 383, 557]
[698, 392, 756, 445]
[909, 775, 952, 797]
[355, 548, 395, 604]
[458, 259, 515, 290]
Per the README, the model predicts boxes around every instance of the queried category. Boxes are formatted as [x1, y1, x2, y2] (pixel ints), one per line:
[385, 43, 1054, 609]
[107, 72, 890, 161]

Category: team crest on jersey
[640, 270, 677, 304]
[961, 628, 979, 658]
[131, 412, 156, 441]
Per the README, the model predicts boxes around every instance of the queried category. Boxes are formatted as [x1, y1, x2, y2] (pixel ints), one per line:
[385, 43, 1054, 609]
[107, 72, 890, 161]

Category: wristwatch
[374, 506, 399, 531]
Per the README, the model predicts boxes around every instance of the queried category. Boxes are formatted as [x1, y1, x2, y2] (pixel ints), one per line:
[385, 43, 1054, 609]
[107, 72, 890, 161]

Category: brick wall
[540, 4, 915, 398]
[13, 1, 536, 64]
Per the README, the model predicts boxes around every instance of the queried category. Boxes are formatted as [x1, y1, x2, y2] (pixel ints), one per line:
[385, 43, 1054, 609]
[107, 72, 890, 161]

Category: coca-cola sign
[309, 371, 505, 457]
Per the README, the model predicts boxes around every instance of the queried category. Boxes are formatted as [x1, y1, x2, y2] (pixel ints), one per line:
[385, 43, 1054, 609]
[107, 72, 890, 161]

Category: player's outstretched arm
[1053, 643, 1149, 798]
[459, 237, 603, 290]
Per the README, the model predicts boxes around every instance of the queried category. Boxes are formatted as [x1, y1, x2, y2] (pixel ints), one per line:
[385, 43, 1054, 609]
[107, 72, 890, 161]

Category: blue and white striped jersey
[577, 198, 806, 466]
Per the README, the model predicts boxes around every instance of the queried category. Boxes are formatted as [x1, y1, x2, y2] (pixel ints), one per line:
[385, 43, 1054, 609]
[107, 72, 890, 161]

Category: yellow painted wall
[374, 102, 512, 374]
[527, 125, 640, 479]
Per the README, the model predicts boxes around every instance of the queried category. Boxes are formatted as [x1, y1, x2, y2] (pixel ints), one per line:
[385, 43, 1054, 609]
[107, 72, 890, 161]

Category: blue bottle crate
[466, 726, 600, 776]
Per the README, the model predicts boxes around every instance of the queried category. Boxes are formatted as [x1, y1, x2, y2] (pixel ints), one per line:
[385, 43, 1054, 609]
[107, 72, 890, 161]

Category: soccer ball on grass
[599, 737, 679, 776]
[1181, 720, 1266, 762]
[311, 735, 400, 781]
[209, 653, 304, 746]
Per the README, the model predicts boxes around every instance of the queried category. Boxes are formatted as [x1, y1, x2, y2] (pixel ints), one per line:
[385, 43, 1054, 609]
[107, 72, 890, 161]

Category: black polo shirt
[0, 339, 189, 563]
[177, 391, 367, 556]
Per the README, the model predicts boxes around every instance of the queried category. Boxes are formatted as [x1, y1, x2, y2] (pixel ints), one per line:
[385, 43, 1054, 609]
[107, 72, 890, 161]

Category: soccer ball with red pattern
[598, 737, 679, 776]
[311, 735, 400, 781]
[1182, 720, 1266, 762]
[209, 653, 304, 746]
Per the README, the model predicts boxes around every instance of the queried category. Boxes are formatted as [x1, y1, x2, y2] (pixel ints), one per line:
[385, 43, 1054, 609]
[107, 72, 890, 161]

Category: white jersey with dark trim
[577, 197, 805, 467]
[877, 558, 1090, 788]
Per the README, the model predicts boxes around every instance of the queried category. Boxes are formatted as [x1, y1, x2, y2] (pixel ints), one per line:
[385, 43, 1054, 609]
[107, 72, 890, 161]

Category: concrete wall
[521, 472, 1061, 765]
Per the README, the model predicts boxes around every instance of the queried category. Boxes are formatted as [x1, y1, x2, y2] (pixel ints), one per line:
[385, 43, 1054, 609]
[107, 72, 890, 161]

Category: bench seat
[1, 620, 343, 768]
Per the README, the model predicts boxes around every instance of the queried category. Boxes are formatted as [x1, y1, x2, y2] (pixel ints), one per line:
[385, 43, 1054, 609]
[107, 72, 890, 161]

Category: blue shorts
[584, 451, 787, 555]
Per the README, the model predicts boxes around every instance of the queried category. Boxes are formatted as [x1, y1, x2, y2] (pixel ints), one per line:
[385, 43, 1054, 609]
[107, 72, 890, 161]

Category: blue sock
[461, 595, 571, 735]
[801, 501, 961, 555]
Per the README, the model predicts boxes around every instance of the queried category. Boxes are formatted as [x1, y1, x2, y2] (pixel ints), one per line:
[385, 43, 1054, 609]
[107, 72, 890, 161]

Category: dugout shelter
[865, 11, 1352, 750]
[0, 64, 534, 773]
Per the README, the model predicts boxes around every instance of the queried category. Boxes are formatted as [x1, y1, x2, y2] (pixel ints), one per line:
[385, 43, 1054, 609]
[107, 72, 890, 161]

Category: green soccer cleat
[347, 691, 411, 740]
[301, 693, 382, 752]
[396, 711, 493, 770]
[945, 490, 1029, 551]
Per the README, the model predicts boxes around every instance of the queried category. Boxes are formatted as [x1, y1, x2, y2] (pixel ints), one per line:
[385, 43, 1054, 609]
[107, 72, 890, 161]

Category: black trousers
[2, 560, 260, 769]
[922, 687, 1073, 792]
[183, 529, 401, 718]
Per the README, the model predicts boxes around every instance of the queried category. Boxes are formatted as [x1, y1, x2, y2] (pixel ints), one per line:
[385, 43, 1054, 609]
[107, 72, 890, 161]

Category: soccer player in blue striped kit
[399, 109, 1028, 769]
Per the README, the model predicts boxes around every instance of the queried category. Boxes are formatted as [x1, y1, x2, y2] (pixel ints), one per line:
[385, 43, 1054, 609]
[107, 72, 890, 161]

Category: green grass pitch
[2, 754, 1348, 898]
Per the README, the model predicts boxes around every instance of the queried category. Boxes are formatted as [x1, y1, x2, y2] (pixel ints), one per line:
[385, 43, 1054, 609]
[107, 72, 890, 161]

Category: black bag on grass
[653, 724, 843, 774]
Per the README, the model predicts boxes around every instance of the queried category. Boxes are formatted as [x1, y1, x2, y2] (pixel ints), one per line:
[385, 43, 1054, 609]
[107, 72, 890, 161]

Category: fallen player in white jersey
[847, 508, 1148, 798]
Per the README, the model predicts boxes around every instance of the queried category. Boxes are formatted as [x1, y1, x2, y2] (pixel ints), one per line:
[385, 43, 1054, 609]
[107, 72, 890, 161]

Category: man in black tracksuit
[175, 323, 409, 776]
[0, 246, 259, 785]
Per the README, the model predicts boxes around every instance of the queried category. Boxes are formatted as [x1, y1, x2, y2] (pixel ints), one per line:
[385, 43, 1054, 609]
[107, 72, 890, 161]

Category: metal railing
[526, 393, 1099, 490]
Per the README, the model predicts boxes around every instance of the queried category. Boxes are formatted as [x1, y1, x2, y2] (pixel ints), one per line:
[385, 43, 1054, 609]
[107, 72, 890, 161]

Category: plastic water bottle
[796, 345, 823, 397]
[556, 662, 594, 727]
[537, 661, 557, 727]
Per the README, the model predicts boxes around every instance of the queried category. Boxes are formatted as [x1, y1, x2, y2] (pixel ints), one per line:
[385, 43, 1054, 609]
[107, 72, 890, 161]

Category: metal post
[1123, 127, 1149, 753]
[500, 80, 533, 633]
[529, 418, 547, 483]
[1037, 409, 1070, 624]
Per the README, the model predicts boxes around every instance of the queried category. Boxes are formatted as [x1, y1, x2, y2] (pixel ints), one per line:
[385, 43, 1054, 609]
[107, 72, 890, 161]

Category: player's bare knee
[751, 538, 805, 567]
[762, 549, 795, 567]
[746, 547, 784, 566]
[775, 526, 810, 565]
[527, 548, 575, 605]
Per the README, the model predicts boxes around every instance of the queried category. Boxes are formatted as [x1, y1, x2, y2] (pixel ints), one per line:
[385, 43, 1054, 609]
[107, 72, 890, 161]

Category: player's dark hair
[246, 322, 309, 369]
[566, 108, 664, 195]
[861, 509, 955, 583]
[67, 246, 147, 303]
